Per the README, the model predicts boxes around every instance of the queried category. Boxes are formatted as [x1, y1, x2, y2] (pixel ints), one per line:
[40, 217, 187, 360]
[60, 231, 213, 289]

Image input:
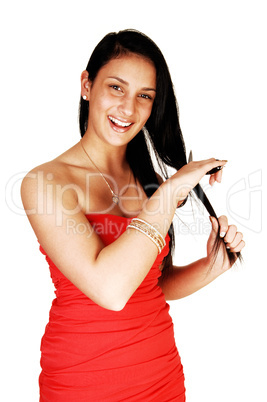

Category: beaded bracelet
[127, 218, 166, 254]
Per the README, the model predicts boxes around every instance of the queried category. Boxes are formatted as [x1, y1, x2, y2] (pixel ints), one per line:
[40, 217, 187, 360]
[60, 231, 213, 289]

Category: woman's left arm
[158, 216, 245, 300]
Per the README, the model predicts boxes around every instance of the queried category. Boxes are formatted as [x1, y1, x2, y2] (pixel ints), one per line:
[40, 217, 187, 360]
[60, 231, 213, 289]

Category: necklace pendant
[112, 195, 119, 204]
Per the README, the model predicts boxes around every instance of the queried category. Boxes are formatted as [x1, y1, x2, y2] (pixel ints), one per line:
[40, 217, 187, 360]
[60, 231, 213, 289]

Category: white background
[1, 1, 266, 401]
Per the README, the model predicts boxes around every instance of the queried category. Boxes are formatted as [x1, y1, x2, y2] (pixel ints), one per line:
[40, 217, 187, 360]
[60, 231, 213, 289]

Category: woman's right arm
[21, 158, 226, 311]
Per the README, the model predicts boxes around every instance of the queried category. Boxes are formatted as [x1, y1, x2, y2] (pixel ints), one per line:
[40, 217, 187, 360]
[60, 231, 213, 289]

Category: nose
[118, 95, 135, 117]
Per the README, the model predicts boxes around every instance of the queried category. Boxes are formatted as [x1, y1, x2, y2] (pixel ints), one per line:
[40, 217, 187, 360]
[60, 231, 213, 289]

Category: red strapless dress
[39, 214, 185, 401]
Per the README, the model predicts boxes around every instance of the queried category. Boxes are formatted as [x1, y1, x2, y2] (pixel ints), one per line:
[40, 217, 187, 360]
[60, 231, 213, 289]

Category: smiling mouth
[108, 116, 133, 128]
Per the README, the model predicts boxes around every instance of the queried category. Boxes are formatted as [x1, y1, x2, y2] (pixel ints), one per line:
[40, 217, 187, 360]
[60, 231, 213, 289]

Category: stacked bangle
[127, 218, 166, 254]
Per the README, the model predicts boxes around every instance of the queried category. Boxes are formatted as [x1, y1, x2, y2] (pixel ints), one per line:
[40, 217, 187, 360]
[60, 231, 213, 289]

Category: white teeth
[108, 116, 132, 127]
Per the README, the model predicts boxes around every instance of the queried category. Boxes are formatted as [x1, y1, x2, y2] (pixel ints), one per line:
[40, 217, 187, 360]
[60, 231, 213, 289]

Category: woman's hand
[158, 216, 245, 300]
[171, 159, 227, 205]
[207, 215, 245, 272]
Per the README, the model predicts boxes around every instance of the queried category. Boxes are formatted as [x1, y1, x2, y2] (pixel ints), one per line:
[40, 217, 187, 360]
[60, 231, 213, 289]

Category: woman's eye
[139, 94, 152, 100]
[110, 85, 122, 92]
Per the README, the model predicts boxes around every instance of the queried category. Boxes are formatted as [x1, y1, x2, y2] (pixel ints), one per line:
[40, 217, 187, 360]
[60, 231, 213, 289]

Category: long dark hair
[79, 29, 241, 271]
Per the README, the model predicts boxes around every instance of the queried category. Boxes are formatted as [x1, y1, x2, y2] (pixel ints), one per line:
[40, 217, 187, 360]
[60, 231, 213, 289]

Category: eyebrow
[108, 76, 156, 92]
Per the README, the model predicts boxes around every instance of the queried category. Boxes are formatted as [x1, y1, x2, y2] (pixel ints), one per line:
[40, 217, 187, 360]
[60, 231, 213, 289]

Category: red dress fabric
[39, 214, 185, 401]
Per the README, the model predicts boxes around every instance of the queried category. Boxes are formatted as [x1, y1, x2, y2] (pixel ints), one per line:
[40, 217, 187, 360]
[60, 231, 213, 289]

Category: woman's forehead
[97, 55, 156, 86]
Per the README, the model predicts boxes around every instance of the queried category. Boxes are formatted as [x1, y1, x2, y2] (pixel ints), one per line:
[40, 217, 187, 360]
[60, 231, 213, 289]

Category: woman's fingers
[173, 158, 228, 204]
[198, 158, 227, 172]
[218, 215, 228, 237]
[184, 158, 227, 183]
[226, 232, 244, 249]
[217, 216, 245, 253]
[209, 167, 223, 186]
[224, 224, 238, 243]
[199, 159, 227, 186]
[227, 240, 245, 253]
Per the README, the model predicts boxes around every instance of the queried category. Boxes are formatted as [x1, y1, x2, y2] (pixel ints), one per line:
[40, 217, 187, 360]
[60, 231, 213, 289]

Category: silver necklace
[80, 139, 131, 204]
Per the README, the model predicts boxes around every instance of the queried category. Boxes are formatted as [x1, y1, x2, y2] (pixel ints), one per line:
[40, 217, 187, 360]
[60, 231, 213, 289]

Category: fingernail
[220, 232, 226, 238]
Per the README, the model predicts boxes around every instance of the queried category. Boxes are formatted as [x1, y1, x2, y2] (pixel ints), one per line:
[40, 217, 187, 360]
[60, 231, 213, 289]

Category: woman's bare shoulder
[22, 143, 82, 183]
[21, 159, 67, 193]
[20, 144, 83, 208]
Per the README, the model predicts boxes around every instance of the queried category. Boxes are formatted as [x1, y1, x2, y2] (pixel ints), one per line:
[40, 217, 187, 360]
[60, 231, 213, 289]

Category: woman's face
[85, 54, 156, 148]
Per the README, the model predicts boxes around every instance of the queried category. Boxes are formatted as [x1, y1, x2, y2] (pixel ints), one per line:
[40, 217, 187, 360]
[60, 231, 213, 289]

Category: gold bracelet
[127, 218, 166, 254]
[129, 219, 166, 253]
[130, 220, 165, 250]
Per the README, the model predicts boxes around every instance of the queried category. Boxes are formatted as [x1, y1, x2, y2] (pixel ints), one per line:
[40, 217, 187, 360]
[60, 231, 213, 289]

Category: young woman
[21, 29, 245, 401]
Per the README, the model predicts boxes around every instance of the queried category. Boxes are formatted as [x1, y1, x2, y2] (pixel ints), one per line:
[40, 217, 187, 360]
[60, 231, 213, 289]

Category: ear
[81, 70, 92, 100]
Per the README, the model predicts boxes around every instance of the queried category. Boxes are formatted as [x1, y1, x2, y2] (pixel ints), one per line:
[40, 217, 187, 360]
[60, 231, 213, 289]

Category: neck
[80, 134, 129, 173]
